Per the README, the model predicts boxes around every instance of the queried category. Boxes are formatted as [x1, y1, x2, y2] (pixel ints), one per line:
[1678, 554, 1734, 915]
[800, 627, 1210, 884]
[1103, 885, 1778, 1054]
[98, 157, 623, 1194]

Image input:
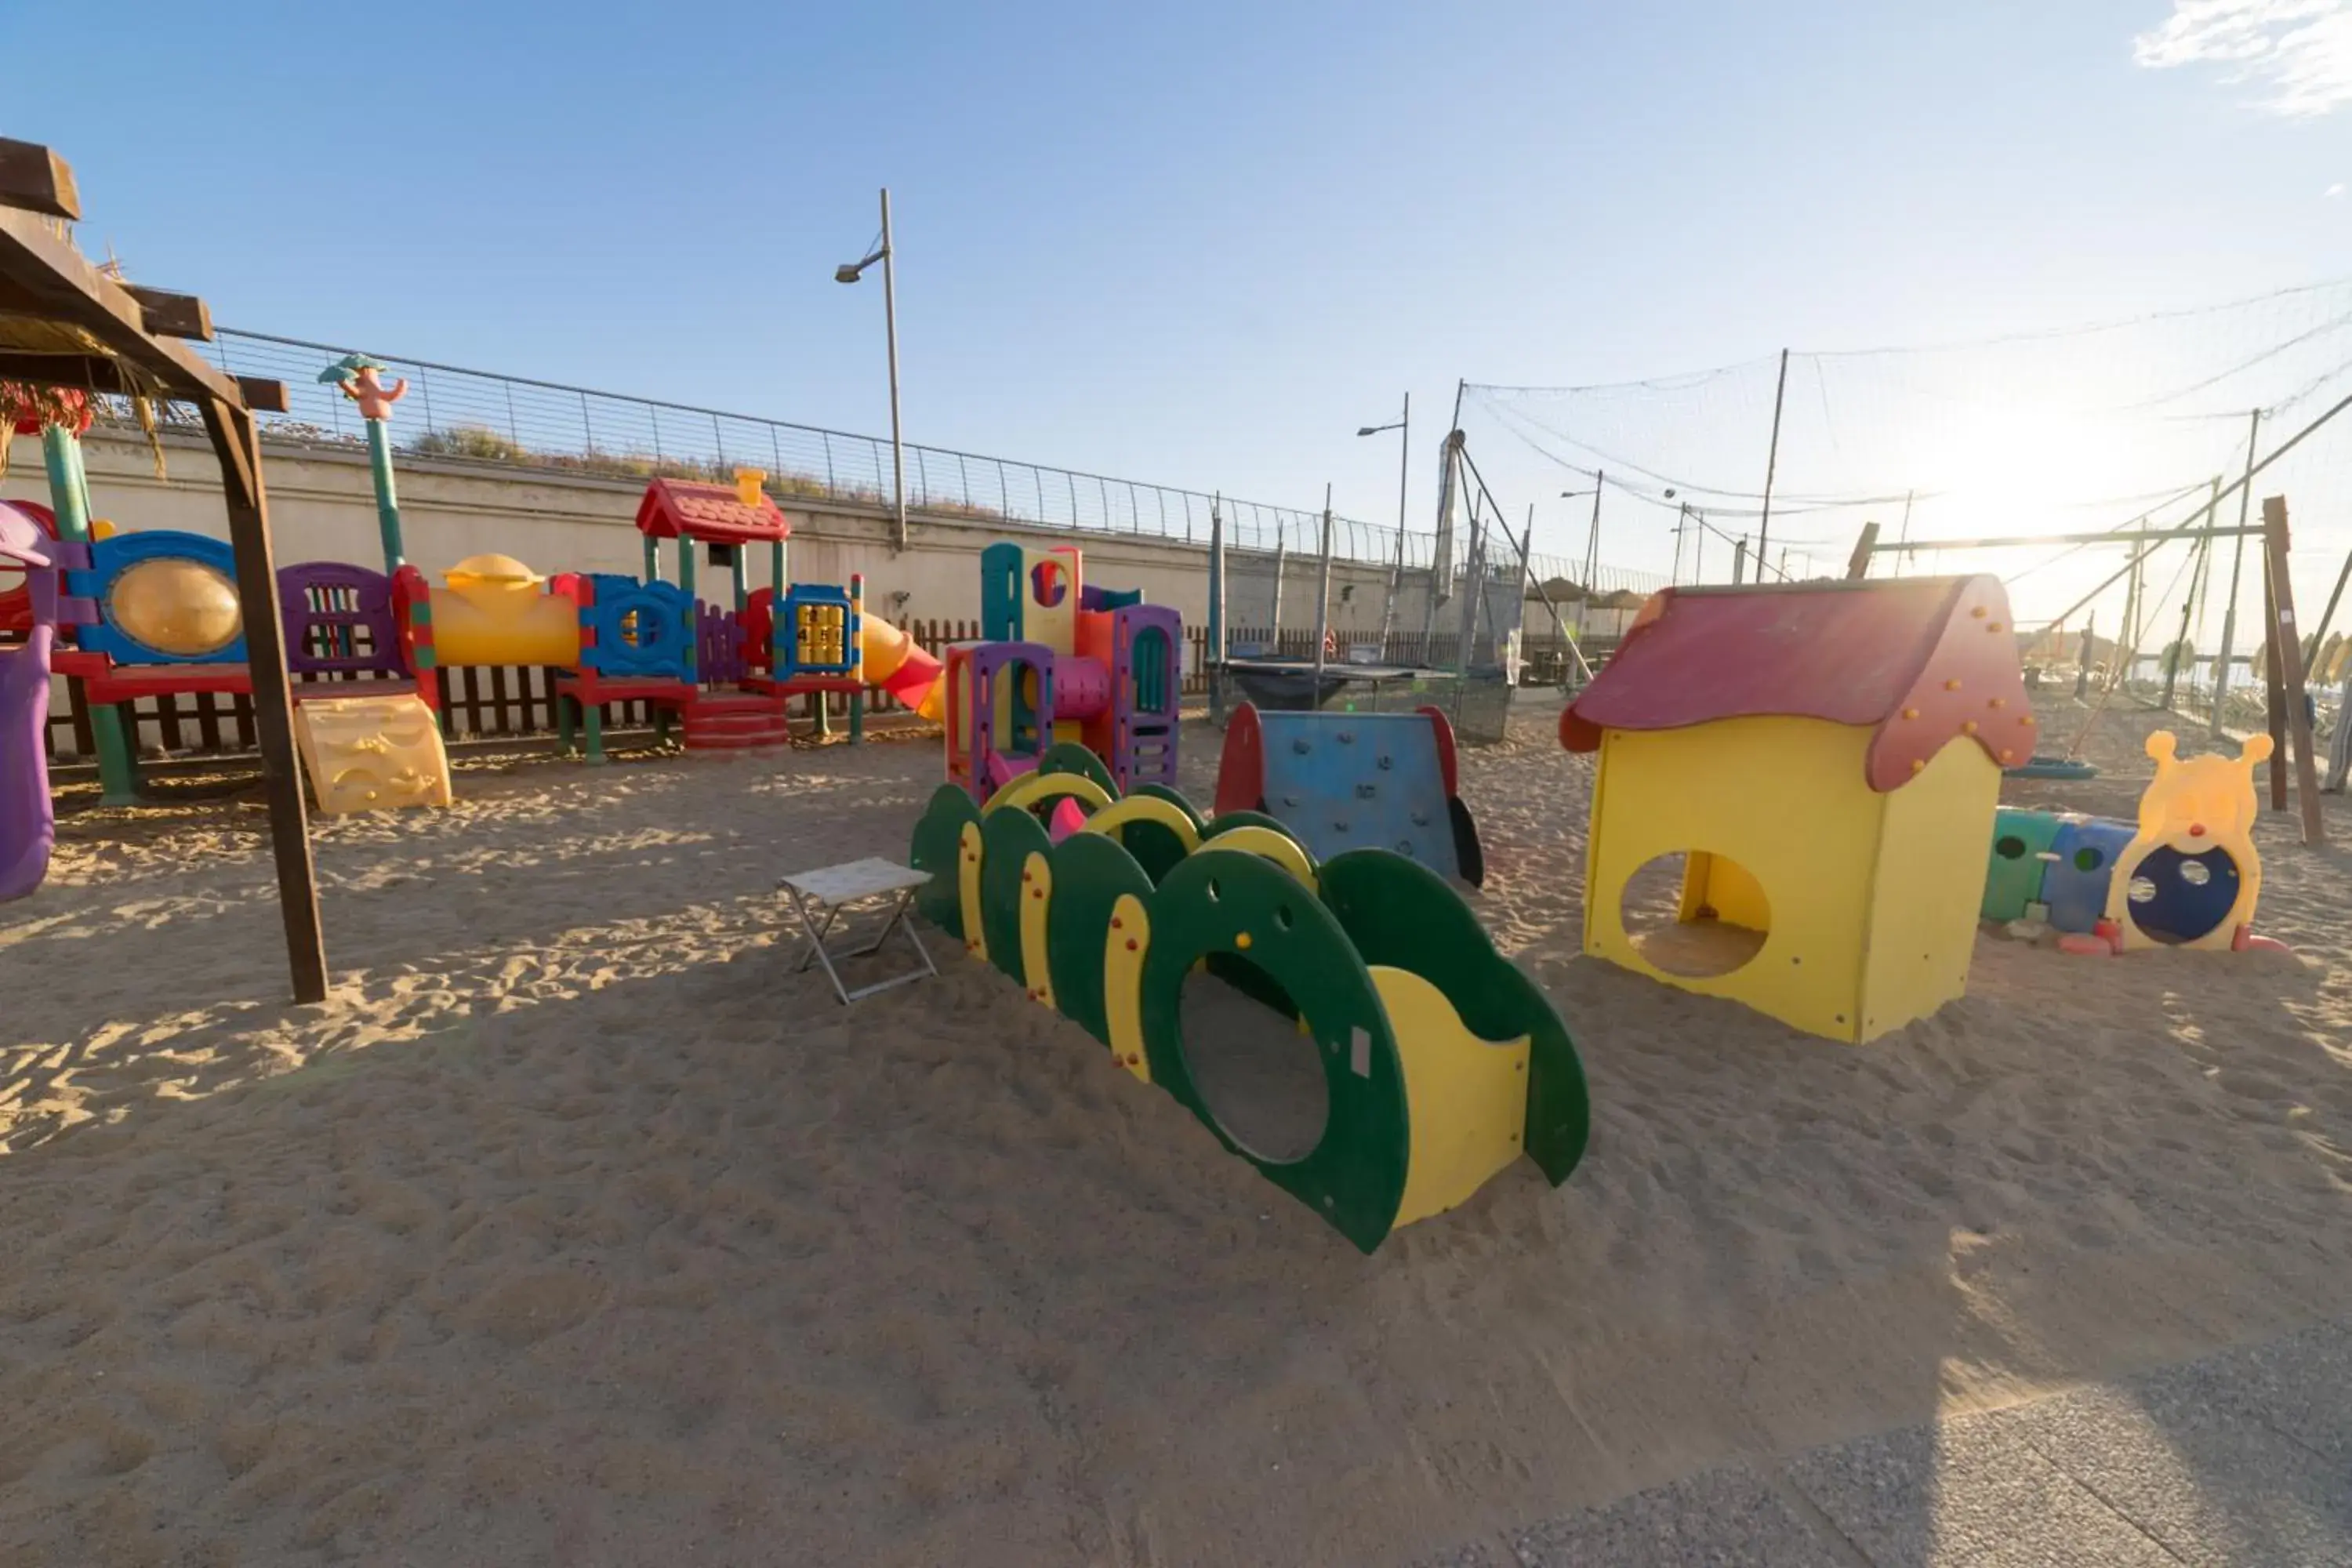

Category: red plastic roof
[1559, 574, 2034, 791]
[633, 479, 791, 546]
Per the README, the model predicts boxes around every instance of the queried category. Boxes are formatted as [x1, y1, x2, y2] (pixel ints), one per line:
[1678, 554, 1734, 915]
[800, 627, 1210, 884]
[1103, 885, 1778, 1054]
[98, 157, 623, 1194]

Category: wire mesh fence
[157, 329, 1664, 600]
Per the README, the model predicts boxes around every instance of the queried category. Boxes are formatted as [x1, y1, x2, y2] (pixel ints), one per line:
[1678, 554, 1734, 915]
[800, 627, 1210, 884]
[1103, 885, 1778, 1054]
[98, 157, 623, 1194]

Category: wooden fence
[27, 619, 1220, 764]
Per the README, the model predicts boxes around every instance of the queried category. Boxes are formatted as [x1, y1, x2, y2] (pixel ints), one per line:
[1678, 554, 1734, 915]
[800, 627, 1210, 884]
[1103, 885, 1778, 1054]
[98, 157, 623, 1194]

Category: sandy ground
[2, 695, 2348, 1566]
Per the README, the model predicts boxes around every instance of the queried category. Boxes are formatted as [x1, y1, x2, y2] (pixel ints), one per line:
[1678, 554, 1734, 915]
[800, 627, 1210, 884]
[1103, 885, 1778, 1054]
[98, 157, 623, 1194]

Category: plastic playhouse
[1561, 575, 2031, 1044]
[1214, 702, 1485, 886]
[1984, 731, 2285, 955]
[907, 749, 1589, 1253]
[942, 541, 1181, 801]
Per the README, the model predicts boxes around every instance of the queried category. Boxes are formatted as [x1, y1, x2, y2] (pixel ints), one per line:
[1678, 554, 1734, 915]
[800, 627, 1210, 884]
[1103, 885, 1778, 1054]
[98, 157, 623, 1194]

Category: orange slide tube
[859, 614, 946, 720]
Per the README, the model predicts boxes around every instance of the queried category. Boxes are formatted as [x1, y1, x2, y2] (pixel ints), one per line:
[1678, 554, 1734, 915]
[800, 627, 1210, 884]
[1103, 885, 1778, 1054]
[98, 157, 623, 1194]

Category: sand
[2, 696, 2348, 1566]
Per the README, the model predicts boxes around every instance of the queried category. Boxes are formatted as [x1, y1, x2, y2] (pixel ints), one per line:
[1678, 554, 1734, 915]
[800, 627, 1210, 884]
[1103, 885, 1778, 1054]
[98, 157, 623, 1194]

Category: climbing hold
[1944, 678, 1963, 691]
[1962, 720, 1979, 735]
[1901, 706, 1919, 720]
[1292, 738, 1312, 754]
[1236, 931, 1254, 950]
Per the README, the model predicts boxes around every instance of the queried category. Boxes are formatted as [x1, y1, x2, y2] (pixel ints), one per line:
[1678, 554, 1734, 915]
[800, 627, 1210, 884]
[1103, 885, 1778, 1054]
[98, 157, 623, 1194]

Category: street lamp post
[1560, 479, 1602, 639]
[1356, 392, 1410, 659]
[1671, 499, 1700, 583]
[836, 187, 906, 554]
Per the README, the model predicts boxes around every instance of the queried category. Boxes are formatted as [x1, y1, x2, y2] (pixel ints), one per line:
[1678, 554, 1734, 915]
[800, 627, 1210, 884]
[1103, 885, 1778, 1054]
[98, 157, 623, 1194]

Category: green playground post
[364, 419, 405, 572]
[731, 550, 748, 614]
[678, 537, 698, 601]
[643, 534, 660, 583]
[43, 424, 139, 804]
[319, 354, 411, 572]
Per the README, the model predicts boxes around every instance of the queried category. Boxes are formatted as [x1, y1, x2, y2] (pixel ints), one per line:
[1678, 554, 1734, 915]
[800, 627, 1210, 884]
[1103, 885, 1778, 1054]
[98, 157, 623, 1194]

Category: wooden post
[2262, 536, 2288, 811]
[1846, 521, 1879, 580]
[201, 397, 329, 1004]
[2261, 496, 2326, 844]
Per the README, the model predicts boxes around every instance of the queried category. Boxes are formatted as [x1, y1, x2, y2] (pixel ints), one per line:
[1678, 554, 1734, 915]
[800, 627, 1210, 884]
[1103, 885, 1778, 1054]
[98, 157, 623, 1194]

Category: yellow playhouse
[1559, 575, 2032, 1044]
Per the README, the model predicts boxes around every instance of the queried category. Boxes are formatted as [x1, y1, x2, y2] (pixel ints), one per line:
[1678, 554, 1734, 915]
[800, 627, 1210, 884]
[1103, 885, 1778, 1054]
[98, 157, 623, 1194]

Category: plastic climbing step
[682, 691, 792, 751]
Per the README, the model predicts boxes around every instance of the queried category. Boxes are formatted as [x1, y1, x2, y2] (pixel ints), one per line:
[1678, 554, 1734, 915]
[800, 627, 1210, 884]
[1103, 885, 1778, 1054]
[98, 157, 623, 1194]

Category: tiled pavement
[1413, 1316, 2351, 1567]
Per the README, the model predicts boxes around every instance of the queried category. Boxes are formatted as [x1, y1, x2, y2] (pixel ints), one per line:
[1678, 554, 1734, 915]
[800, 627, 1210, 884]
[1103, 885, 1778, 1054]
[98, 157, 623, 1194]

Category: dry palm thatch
[0, 241, 169, 481]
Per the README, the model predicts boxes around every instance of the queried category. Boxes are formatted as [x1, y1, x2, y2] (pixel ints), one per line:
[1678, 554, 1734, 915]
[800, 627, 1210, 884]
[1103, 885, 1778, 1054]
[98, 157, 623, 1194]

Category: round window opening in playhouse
[1178, 957, 1328, 1165]
[1994, 834, 2028, 860]
[1618, 849, 1770, 979]
[1029, 558, 1067, 609]
[109, 557, 241, 657]
[2120, 845, 2240, 947]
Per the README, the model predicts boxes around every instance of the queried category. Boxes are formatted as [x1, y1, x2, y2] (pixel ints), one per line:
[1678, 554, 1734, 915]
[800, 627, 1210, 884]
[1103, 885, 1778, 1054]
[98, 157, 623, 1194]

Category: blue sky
[9, 0, 2350, 595]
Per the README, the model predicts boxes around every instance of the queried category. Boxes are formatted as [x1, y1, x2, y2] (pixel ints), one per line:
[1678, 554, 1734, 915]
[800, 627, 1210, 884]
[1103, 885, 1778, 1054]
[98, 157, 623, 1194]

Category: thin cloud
[2333, 181, 2348, 194]
[2134, 0, 2352, 115]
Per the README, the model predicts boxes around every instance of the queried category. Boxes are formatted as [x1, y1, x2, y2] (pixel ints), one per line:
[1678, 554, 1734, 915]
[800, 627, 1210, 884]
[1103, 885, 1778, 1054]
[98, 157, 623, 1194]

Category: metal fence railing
[99, 326, 1664, 595]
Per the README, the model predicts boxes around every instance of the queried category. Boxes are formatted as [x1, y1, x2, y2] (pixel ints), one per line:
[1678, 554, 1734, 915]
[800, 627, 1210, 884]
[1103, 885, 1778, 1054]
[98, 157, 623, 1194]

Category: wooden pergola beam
[0, 137, 80, 220]
[122, 284, 213, 342]
[0, 350, 286, 417]
[0, 207, 250, 408]
[0, 141, 327, 1004]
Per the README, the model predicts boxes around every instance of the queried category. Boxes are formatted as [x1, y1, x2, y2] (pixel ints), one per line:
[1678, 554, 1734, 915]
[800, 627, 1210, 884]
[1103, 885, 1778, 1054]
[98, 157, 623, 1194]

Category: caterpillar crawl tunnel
[908, 747, 1588, 1253]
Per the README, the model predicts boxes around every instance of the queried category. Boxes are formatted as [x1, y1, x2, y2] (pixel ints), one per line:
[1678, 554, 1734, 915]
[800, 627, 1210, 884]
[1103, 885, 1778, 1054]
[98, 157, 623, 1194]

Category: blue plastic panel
[581, 575, 695, 681]
[70, 531, 248, 666]
[2043, 817, 2136, 934]
[1254, 711, 1459, 879]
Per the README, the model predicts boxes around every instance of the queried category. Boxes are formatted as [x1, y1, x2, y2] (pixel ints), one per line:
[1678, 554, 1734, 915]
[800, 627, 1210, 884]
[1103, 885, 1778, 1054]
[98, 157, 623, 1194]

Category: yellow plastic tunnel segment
[984, 770, 1115, 819]
[1104, 893, 1152, 1083]
[1194, 824, 1316, 890]
[958, 821, 988, 964]
[1019, 851, 1056, 1007]
[1374, 966, 1533, 1229]
[1080, 794, 1203, 855]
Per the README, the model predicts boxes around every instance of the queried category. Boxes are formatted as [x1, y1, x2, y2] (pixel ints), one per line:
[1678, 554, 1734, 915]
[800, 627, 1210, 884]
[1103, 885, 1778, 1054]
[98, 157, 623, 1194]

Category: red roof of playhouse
[1559, 574, 2033, 791]
[634, 478, 792, 546]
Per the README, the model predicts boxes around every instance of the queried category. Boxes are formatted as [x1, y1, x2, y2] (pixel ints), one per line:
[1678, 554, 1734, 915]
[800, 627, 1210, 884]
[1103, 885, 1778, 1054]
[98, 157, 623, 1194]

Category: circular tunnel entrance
[1178, 957, 1329, 1164]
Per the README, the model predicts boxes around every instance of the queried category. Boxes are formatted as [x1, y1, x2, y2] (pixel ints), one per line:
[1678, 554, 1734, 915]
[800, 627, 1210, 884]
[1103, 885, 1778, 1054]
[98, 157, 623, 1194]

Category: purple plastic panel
[0, 506, 64, 902]
[697, 601, 747, 686]
[961, 640, 1055, 800]
[278, 561, 404, 677]
[1110, 604, 1181, 791]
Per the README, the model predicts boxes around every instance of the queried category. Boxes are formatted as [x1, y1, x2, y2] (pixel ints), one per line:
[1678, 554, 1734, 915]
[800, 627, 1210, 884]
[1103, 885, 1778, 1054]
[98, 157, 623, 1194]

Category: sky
[9, 0, 2351, 624]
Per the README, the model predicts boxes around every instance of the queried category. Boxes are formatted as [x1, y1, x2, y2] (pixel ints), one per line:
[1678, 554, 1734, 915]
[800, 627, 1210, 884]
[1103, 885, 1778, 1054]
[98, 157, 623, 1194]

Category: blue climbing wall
[1255, 712, 1461, 880]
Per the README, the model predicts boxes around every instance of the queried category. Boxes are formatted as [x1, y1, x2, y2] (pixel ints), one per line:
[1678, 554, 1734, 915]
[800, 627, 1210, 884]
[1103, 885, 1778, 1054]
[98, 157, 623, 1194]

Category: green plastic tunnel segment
[1319, 849, 1591, 1185]
[1035, 739, 1117, 799]
[908, 783, 981, 938]
[1044, 831, 1157, 1044]
[1139, 850, 1410, 1254]
[980, 806, 1054, 986]
[1120, 783, 1208, 884]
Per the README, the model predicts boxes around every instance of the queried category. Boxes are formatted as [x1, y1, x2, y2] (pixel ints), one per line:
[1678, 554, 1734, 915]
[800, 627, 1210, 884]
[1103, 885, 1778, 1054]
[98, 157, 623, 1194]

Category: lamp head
[834, 263, 866, 285]
[1356, 426, 1379, 437]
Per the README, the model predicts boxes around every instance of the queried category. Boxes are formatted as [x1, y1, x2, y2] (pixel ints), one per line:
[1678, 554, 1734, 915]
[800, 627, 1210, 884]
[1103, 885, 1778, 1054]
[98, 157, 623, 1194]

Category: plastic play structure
[906, 750, 1588, 1253]
[1985, 731, 2285, 955]
[20, 454, 948, 815]
[943, 541, 1180, 801]
[1, 500, 93, 902]
[1561, 575, 2032, 1044]
[1214, 702, 1484, 886]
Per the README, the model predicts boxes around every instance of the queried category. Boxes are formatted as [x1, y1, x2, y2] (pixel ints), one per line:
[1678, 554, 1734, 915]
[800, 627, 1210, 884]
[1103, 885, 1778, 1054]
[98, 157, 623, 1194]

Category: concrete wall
[3, 430, 1434, 640]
